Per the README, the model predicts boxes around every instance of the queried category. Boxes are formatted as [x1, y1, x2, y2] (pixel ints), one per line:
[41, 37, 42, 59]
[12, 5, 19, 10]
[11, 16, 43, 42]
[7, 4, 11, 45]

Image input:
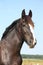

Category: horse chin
[27, 42, 35, 48]
[29, 45, 35, 48]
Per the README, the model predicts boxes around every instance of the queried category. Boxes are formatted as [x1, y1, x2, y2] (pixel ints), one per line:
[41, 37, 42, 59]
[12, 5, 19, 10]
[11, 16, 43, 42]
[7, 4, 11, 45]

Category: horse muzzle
[29, 39, 37, 48]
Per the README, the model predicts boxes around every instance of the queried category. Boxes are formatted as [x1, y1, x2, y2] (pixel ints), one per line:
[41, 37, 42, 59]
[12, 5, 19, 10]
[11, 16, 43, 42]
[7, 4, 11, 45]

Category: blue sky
[0, 0, 43, 55]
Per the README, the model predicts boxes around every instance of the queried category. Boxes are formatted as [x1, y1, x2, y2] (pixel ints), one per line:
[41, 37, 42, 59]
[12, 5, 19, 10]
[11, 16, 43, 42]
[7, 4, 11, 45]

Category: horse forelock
[29, 21, 34, 29]
[27, 15, 34, 29]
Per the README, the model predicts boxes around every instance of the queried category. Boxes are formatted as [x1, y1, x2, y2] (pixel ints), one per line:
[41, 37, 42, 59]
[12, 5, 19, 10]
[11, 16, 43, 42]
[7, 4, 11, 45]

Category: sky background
[0, 0, 43, 55]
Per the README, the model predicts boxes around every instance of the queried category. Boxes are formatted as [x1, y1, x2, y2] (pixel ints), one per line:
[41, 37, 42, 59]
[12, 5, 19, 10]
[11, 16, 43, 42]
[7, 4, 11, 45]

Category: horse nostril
[35, 42, 36, 45]
[35, 39, 37, 43]
[35, 39, 37, 45]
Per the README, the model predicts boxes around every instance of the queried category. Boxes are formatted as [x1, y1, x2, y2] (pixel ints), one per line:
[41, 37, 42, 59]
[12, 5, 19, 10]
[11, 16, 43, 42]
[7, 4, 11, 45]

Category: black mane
[1, 19, 20, 39]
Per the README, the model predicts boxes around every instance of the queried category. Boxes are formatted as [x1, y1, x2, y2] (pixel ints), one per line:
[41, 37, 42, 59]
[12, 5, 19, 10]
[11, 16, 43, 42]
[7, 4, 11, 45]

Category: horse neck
[2, 21, 24, 46]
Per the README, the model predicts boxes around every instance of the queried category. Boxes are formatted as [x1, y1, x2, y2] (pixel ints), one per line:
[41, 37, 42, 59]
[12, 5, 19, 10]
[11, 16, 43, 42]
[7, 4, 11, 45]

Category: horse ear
[22, 9, 26, 19]
[29, 10, 32, 18]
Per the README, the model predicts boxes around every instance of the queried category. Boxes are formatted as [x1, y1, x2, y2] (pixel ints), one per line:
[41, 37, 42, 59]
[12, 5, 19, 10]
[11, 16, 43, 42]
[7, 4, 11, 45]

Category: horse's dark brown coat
[0, 9, 36, 65]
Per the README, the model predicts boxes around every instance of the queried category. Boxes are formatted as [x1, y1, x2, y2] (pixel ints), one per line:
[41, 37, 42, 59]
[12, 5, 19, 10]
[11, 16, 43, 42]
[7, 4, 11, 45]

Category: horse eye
[30, 40, 31, 43]
[23, 24, 25, 27]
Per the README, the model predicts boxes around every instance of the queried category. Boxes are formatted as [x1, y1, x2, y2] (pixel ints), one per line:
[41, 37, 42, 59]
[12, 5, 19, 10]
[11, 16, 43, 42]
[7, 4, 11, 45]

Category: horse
[0, 9, 37, 65]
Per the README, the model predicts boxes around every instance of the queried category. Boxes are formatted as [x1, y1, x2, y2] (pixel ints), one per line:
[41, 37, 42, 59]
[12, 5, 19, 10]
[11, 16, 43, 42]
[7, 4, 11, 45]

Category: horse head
[21, 9, 37, 48]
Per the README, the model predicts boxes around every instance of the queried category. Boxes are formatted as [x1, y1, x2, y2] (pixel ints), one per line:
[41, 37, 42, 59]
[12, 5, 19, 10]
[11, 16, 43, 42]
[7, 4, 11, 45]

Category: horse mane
[1, 19, 20, 39]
